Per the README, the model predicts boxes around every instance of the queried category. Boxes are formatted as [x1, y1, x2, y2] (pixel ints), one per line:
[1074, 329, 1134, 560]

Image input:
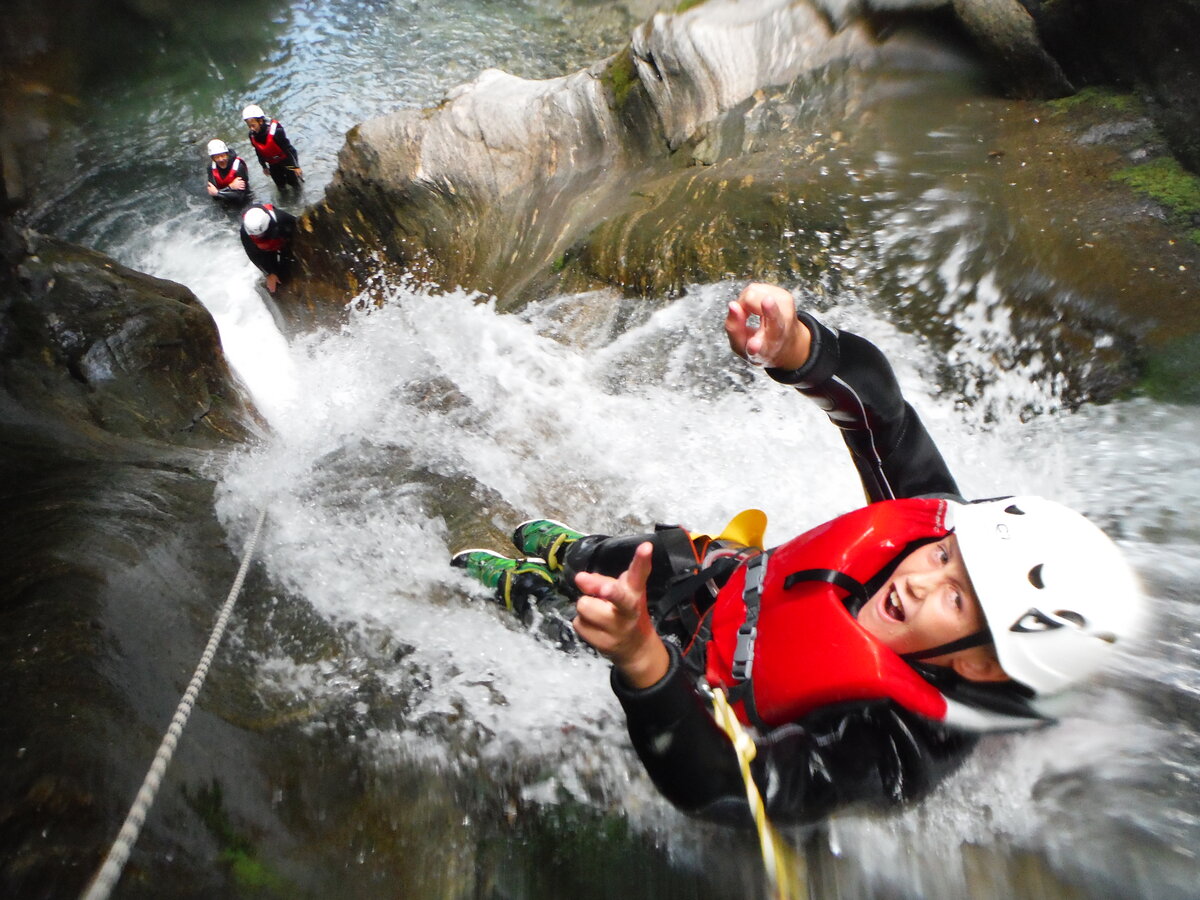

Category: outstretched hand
[725, 282, 812, 371]
[574, 542, 670, 689]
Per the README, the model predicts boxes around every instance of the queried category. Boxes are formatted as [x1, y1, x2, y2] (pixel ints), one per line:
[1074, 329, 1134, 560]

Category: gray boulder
[294, 0, 874, 310]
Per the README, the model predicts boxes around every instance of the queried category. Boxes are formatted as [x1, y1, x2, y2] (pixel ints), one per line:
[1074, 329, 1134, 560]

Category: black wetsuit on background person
[248, 119, 302, 190]
[207, 154, 251, 205]
[560, 310, 1039, 825]
[239, 203, 296, 282]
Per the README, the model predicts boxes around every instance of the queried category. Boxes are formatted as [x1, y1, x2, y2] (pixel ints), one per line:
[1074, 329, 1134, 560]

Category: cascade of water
[18, 0, 1199, 896]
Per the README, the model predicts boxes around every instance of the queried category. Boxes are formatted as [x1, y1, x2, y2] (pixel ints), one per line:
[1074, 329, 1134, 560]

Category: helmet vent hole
[1004, 504, 1026, 515]
[1054, 610, 1086, 627]
[1028, 564, 1045, 589]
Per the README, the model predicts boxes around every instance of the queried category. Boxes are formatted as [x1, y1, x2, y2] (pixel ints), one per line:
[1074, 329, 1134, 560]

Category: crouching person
[240, 202, 295, 294]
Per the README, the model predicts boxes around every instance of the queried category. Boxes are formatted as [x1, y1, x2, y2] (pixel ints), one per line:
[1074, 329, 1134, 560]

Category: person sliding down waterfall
[451, 281, 1145, 826]
[240, 203, 295, 295]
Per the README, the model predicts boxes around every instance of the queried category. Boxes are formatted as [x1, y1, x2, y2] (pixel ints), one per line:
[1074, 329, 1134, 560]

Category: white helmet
[242, 104, 265, 121]
[207, 139, 229, 157]
[242, 206, 271, 236]
[950, 496, 1144, 696]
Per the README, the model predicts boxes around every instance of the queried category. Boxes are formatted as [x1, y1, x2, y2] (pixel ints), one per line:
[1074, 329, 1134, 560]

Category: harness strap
[900, 627, 993, 661]
[726, 552, 770, 730]
[730, 562, 873, 731]
[646, 527, 754, 678]
[782, 567, 869, 604]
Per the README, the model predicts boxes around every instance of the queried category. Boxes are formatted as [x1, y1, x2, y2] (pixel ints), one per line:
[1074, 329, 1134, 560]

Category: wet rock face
[951, 0, 1072, 98]
[1, 223, 261, 452]
[0, 212, 266, 896]
[294, 0, 1197, 317]
[293, 0, 873, 312]
[1019, 0, 1200, 171]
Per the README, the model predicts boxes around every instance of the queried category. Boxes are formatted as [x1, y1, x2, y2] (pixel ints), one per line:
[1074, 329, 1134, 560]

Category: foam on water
[123, 210, 299, 423]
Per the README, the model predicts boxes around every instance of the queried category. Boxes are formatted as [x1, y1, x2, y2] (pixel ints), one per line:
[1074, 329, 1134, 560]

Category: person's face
[211, 151, 230, 166]
[857, 534, 987, 662]
[246, 117, 265, 133]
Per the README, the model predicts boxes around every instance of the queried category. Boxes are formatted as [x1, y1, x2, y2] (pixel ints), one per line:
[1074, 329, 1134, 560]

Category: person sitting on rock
[239, 202, 295, 295]
[452, 281, 1144, 826]
[204, 139, 250, 205]
[242, 104, 303, 191]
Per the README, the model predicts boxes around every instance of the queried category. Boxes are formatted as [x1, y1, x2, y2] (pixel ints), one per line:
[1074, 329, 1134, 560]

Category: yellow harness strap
[708, 686, 805, 900]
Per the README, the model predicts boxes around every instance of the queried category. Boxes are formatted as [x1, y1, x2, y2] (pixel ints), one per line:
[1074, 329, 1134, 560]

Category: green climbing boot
[451, 549, 555, 612]
[511, 519, 584, 572]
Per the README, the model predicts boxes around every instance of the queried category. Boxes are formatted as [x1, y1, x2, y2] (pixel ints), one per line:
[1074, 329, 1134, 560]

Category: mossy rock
[1112, 157, 1200, 242]
[1140, 333, 1200, 404]
[1047, 86, 1144, 116]
[558, 161, 846, 297]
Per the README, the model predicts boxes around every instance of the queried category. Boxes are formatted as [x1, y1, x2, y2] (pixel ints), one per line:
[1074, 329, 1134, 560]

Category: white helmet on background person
[242, 104, 265, 121]
[949, 496, 1144, 696]
[242, 206, 271, 236]
[207, 139, 229, 157]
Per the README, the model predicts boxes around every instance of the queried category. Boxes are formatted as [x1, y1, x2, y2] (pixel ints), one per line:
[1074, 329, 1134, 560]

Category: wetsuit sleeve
[273, 124, 300, 167]
[766, 311, 959, 502]
[612, 644, 975, 825]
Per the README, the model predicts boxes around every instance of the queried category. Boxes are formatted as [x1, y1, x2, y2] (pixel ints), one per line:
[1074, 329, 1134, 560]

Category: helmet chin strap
[900, 627, 993, 663]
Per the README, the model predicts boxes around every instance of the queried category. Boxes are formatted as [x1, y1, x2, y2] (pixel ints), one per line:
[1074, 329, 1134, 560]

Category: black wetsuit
[566, 311, 1031, 826]
[207, 156, 251, 205]
[239, 204, 296, 281]
[248, 121, 301, 190]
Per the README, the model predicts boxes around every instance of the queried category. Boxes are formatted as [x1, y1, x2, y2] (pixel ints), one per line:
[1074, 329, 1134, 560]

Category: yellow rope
[708, 687, 806, 900]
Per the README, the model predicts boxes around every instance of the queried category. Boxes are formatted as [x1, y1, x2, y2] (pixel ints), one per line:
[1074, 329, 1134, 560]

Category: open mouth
[885, 587, 906, 622]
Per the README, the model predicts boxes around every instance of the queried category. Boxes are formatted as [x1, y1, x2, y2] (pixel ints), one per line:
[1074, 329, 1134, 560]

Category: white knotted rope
[81, 508, 269, 900]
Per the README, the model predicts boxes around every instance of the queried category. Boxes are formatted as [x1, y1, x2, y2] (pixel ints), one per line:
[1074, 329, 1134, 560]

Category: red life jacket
[248, 203, 288, 251]
[211, 157, 244, 189]
[250, 120, 289, 165]
[705, 498, 956, 728]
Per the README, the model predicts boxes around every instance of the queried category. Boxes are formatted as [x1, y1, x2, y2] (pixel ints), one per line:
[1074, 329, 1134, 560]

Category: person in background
[452, 281, 1145, 826]
[242, 104, 303, 191]
[204, 139, 250, 205]
[239, 202, 295, 294]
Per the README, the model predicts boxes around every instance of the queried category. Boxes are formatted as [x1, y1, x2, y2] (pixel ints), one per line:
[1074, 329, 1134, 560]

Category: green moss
[1048, 86, 1141, 115]
[185, 780, 292, 897]
[1112, 157, 1200, 218]
[600, 47, 639, 110]
[1140, 333, 1200, 404]
[224, 848, 287, 893]
[674, 0, 709, 11]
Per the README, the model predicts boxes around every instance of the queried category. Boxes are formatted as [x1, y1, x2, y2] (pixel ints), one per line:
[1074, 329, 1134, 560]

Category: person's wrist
[616, 631, 670, 689]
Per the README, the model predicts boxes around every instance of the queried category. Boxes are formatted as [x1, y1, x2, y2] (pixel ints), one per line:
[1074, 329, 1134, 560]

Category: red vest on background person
[250, 120, 289, 165]
[211, 158, 243, 189]
[705, 498, 953, 728]
[248, 204, 287, 252]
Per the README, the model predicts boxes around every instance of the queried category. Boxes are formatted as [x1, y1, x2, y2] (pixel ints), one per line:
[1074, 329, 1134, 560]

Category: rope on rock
[80, 508, 269, 900]
[708, 686, 806, 900]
